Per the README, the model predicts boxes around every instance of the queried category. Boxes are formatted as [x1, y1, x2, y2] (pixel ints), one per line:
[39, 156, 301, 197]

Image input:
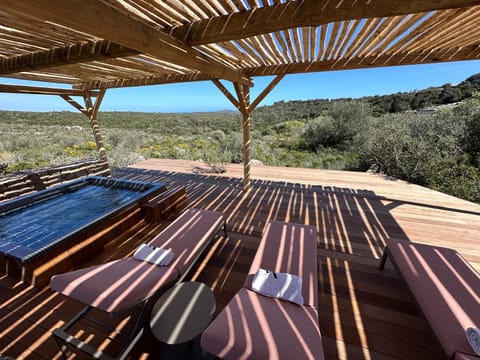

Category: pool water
[0, 177, 164, 263]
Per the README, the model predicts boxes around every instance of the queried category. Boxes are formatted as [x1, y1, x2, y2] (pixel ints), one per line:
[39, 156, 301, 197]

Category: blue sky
[1, 60, 480, 113]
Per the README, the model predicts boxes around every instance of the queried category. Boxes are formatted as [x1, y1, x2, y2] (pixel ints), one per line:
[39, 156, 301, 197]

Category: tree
[390, 94, 411, 112]
[440, 84, 462, 104]
[302, 100, 372, 151]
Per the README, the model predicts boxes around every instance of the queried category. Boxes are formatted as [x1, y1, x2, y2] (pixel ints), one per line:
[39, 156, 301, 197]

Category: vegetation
[0, 74, 479, 203]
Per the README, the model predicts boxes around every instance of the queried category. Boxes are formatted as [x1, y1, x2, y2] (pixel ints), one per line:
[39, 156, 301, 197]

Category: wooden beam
[60, 95, 88, 115]
[3, 0, 249, 85]
[234, 82, 249, 116]
[249, 74, 284, 112]
[0, 84, 93, 96]
[212, 79, 240, 110]
[0, 41, 138, 75]
[74, 73, 216, 90]
[244, 44, 480, 77]
[171, 0, 480, 45]
[2, 72, 83, 84]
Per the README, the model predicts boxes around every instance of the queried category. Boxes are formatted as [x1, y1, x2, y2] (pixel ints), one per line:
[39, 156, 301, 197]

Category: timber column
[60, 88, 109, 164]
[236, 84, 252, 192]
[213, 75, 284, 192]
[241, 109, 252, 191]
[84, 89, 108, 162]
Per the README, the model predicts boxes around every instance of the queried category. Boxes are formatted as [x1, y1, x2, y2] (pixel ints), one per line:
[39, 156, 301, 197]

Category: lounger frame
[53, 209, 227, 360]
[380, 243, 464, 360]
[201, 220, 324, 360]
[53, 297, 152, 360]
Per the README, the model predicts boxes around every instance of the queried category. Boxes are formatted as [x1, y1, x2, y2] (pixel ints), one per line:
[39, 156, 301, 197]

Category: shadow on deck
[2, 161, 479, 359]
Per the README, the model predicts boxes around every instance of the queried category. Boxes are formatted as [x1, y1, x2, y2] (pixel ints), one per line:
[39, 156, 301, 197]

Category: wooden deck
[1, 158, 479, 359]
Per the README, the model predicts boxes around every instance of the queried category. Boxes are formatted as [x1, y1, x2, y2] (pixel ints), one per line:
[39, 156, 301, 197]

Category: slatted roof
[1, 0, 480, 90]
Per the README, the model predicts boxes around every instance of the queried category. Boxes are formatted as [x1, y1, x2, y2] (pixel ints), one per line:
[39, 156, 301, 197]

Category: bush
[465, 116, 480, 166]
[355, 109, 480, 203]
[303, 116, 339, 150]
[302, 101, 371, 151]
[430, 161, 480, 203]
[219, 133, 244, 163]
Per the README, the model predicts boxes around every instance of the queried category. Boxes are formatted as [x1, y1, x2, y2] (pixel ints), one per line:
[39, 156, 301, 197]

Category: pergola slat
[1, 1, 478, 90]
[386, 10, 457, 53]
[368, 13, 426, 56]
[0, 41, 138, 75]
[2, 0, 249, 84]
[0, 84, 91, 96]
[310, 27, 317, 63]
[356, 17, 404, 58]
[170, 0, 480, 45]
[302, 27, 310, 62]
[407, 7, 480, 52]
[284, 29, 299, 63]
[245, 44, 480, 77]
[343, 18, 383, 60]
[333, 20, 361, 59]
[324, 22, 342, 61]
[317, 25, 327, 61]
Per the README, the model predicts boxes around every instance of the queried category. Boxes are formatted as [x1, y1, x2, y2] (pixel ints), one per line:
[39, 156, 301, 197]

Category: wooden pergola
[1, 0, 480, 190]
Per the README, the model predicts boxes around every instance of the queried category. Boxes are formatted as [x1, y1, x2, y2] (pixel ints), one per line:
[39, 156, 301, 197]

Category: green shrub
[1, 99, 479, 204]
[302, 101, 371, 151]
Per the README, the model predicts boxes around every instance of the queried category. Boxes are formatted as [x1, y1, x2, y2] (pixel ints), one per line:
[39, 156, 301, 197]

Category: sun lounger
[201, 220, 325, 360]
[243, 220, 319, 308]
[456, 353, 480, 360]
[380, 239, 480, 359]
[50, 207, 226, 360]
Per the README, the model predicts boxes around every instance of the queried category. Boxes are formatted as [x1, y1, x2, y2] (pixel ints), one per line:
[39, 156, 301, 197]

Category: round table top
[150, 281, 216, 345]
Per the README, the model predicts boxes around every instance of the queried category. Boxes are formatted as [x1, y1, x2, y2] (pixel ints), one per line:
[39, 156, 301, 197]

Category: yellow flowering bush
[86, 141, 97, 149]
[65, 144, 83, 156]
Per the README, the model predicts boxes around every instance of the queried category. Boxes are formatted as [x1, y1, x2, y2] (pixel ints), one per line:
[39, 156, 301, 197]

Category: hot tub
[0, 176, 165, 285]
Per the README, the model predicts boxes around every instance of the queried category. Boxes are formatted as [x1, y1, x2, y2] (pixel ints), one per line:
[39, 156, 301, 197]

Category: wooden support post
[60, 89, 108, 163]
[84, 89, 108, 162]
[242, 109, 252, 192]
[234, 83, 252, 192]
[249, 75, 285, 113]
[211, 79, 240, 109]
[60, 95, 88, 115]
[213, 75, 285, 192]
[212, 79, 252, 192]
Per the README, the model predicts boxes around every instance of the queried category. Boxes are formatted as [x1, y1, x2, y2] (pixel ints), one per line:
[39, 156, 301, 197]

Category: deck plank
[1, 158, 479, 359]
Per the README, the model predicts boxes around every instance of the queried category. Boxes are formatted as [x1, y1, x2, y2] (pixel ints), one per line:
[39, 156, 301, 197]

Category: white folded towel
[133, 243, 174, 266]
[466, 327, 480, 356]
[251, 268, 304, 305]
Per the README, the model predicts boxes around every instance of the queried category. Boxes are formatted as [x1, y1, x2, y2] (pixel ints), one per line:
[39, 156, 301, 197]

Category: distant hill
[252, 72, 480, 127]
[1, 73, 480, 135]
